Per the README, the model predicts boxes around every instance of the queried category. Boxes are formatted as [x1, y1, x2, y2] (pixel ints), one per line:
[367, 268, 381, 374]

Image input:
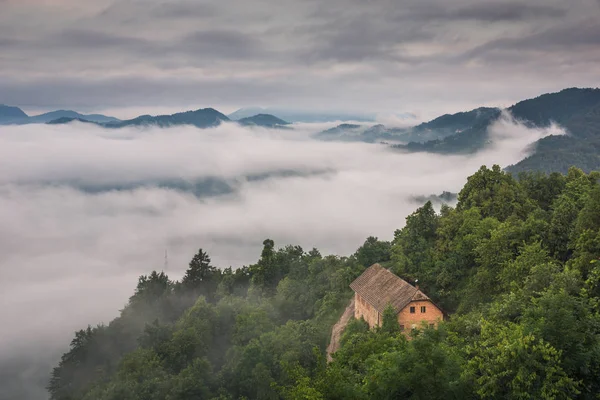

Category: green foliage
[465, 322, 579, 400]
[354, 236, 391, 267]
[51, 165, 600, 400]
[362, 328, 467, 400]
[457, 165, 532, 221]
[380, 305, 400, 335]
[391, 201, 438, 285]
[181, 248, 219, 300]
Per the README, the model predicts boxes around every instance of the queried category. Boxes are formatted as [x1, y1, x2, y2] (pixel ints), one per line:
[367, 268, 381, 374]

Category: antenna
[164, 249, 169, 273]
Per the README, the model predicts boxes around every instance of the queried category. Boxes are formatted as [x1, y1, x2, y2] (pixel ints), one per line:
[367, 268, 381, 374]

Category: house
[349, 264, 444, 332]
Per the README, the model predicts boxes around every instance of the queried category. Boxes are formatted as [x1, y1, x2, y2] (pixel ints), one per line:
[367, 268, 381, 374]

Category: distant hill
[506, 88, 600, 174]
[312, 88, 600, 174]
[0, 106, 120, 125]
[228, 107, 377, 123]
[28, 110, 120, 124]
[237, 114, 290, 128]
[314, 108, 500, 145]
[106, 108, 230, 129]
[47, 117, 97, 125]
[405, 107, 501, 144]
[315, 123, 407, 143]
[0, 105, 28, 124]
[315, 124, 364, 141]
[389, 88, 600, 174]
[411, 191, 458, 205]
[396, 108, 502, 154]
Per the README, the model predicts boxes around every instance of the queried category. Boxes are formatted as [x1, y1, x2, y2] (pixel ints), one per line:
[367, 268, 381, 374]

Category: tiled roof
[349, 264, 429, 314]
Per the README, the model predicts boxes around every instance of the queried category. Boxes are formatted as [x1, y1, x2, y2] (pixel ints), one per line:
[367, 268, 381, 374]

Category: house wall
[397, 300, 443, 331]
[354, 292, 380, 328]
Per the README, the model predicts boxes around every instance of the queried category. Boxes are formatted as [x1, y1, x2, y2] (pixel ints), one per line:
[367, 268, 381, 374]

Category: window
[399, 325, 405, 332]
[410, 306, 415, 313]
[421, 306, 426, 313]
[429, 323, 435, 328]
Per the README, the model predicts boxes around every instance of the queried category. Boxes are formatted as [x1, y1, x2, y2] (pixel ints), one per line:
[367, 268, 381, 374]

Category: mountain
[237, 114, 290, 128]
[507, 88, 600, 174]
[396, 108, 502, 154]
[312, 88, 600, 175]
[0, 106, 120, 125]
[314, 108, 501, 145]
[47, 117, 96, 125]
[0, 105, 28, 123]
[228, 107, 377, 123]
[315, 123, 365, 141]
[106, 108, 230, 129]
[391, 88, 600, 174]
[28, 110, 120, 124]
[405, 107, 501, 144]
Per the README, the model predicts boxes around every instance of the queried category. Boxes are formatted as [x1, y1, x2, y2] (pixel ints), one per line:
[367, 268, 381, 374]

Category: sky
[1, 0, 599, 118]
[0, 117, 565, 398]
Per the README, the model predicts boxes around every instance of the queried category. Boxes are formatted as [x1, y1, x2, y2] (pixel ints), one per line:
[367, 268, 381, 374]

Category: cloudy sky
[1, 0, 599, 118]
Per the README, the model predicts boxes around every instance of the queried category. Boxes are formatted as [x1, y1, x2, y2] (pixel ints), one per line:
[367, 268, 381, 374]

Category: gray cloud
[451, 3, 566, 21]
[0, 37, 19, 48]
[0, 0, 598, 116]
[462, 19, 600, 62]
[150, 1, 218, 19]
[53, 28, 150, 49]
[299, 15, 434, 63]
[181, 29, 265, 59]
[404, 2, 567, 22]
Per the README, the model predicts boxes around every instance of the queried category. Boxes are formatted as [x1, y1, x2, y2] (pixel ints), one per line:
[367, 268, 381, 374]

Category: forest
[49, 165, 600, 399]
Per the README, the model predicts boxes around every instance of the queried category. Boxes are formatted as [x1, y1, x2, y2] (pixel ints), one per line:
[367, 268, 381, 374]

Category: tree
[380, 305, 400, 335]
[129, 271, 171, 307]
[465, 321, 579, 400]
[392, 201, 438, 284]
[362, 329, 467, 400]
[48, 327, 97, 400]
[168, 358, 214, 400]
[354, 236, 391, 267]
[250, 239, 280, 293]
[457, 165, 531, 221]
[181, 249, 218, 301]
[182, 249, 216, 288]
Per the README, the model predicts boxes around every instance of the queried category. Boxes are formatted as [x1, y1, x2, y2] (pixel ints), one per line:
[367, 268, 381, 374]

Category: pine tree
[182, 249, 217, 295]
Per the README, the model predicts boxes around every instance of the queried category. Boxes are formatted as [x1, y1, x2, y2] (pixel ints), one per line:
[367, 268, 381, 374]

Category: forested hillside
[50, 165, 600, 399]
[397, 88, 600, 175]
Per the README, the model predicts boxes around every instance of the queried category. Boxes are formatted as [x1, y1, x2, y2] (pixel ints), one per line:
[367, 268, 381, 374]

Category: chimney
[415, 279, 419, 290]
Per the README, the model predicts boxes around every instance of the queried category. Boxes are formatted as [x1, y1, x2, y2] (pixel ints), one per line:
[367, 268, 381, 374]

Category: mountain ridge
[237, 114, 290, 128]
[105, 108, 230, 129]
[0, 107, 120, 125]
[47, 110, 291, 130]
[228, 107, 378, 123]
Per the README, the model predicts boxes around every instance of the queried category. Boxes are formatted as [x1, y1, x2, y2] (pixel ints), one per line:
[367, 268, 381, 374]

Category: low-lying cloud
[0, 116, 564, 399]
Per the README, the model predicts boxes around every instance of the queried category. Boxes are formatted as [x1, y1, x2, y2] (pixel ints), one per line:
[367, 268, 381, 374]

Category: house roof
[349, 264, 430, 314]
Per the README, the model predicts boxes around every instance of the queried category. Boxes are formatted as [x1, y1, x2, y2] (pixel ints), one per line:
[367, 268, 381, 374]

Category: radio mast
[164, 249, 169, 273]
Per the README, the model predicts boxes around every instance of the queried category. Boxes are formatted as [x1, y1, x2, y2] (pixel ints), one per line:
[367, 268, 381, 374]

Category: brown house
[350, 264, 444, 332]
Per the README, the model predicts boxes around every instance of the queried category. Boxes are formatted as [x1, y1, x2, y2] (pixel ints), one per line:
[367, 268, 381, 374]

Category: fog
[0, 114, 564, 399]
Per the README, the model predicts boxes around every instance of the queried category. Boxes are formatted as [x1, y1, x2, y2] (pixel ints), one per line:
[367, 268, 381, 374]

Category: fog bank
[0, 116, 563, 399]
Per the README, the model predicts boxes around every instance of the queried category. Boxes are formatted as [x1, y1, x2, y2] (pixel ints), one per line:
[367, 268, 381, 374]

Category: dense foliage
[50, 165, 600, 399]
